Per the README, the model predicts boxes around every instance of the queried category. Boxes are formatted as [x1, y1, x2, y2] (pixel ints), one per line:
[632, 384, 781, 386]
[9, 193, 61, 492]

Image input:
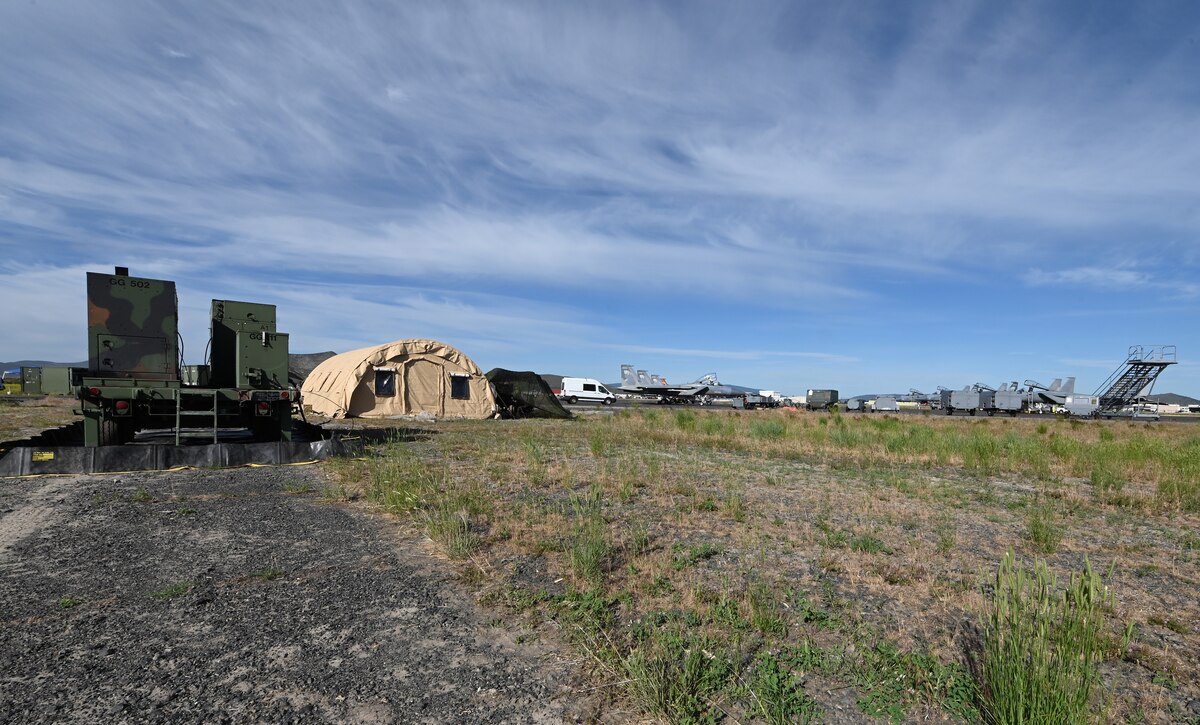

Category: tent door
[403, 359, 444, 416]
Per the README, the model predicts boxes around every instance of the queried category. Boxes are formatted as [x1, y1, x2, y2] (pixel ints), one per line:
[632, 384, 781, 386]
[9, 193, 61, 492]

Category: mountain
[1145, 392, 1200, 406]
[1, 360, 87, 371]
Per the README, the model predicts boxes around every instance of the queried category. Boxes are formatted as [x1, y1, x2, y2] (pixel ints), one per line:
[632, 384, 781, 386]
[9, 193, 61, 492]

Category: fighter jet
[1023, 377, 1075, 406]
[617, 365, 758, 404]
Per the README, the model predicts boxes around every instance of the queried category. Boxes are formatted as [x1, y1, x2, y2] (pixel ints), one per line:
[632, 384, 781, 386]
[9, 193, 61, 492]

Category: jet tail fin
[1048, 378, 1062, 391]
[620, 365, 637, 388]
[636, 370, 651, 386]
[1061, 377, 1075, 394]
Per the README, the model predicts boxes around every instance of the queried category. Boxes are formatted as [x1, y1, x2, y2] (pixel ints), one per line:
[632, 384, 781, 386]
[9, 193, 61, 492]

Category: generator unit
[946, 386, 994, 416]
[990, 382, 1024, 416]
[804, 389, 839, 411]
[77, 268, 295, 447]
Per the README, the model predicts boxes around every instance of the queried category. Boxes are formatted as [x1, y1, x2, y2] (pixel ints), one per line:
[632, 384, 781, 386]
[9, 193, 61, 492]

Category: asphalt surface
[0, 466, 578, 724]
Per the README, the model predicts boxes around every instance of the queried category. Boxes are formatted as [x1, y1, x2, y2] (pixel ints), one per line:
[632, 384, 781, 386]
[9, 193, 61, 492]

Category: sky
[1, 1, 1198, 397]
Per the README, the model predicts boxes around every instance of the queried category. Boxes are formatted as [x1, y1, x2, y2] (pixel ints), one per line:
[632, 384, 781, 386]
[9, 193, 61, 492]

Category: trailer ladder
[175, 389, 219, 445]
[1093, 345, 1177, 413]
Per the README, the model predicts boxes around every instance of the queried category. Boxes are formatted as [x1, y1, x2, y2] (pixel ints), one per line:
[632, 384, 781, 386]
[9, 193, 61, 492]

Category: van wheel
[568, 396, 578, 404]
[603, 398, 613, 405]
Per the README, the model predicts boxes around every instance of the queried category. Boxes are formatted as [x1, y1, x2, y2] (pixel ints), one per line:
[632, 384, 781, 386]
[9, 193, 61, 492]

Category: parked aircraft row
[616, 364, 761, 404]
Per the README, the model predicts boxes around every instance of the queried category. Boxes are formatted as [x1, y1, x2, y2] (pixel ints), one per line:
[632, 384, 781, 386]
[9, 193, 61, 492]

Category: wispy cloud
[1, 2, 1198, 392]
[606, 344, 858, 364]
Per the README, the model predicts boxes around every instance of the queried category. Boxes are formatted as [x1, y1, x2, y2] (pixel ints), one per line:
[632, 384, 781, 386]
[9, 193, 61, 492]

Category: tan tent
[301, 339, 496, 419]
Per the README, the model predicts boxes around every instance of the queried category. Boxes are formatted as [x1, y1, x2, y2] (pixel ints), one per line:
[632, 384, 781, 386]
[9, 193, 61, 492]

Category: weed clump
[750, 419, 787, 440]
[976, 552, 1122, 724]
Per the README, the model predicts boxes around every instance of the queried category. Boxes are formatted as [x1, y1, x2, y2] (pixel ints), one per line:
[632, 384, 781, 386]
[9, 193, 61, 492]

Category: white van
[560, 377, 616, 405]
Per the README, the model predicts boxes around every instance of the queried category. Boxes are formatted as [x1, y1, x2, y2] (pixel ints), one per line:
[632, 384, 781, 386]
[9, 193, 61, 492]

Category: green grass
[324, 412, 1196, 723]
[671, 542, 722, 570]
[249, 566, 284, 581]
[749, 652, 822, 724]
[623, 629, 735, 724]
[151, 581, 193, 599]
[1025, 506, 1062, 554]
[750, 419, 788, 440]
[58, 596, 83, 609]
[977, 552, 1122, 724]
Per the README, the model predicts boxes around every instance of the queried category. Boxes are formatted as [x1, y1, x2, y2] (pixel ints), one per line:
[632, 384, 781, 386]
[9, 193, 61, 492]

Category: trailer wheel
[970, 409, 977, 416]
[98, 418, 131, 446]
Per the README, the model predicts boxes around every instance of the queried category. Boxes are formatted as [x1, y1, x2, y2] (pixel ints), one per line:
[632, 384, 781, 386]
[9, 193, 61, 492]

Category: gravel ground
[0, 466, 580, 724]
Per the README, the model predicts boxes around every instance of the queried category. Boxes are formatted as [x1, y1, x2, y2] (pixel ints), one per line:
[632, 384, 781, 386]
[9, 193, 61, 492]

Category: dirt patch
[0, 466, 580, 723]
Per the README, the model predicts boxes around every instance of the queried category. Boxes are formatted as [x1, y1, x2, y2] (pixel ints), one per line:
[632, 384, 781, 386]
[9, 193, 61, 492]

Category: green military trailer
[804, 389, 839, 412]
[78, 268, 295, 447]
[1, 367, 43, 395]
[42, 367, 80, 395]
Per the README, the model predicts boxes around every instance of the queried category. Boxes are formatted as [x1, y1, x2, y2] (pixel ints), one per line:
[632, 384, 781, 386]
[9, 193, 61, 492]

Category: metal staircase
[1093, 345, 1176, 413]
[174, 389, 219, 445]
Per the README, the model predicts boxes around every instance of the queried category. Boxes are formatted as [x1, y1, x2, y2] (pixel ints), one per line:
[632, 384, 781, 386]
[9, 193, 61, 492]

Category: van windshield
[599, 386, 611, 394]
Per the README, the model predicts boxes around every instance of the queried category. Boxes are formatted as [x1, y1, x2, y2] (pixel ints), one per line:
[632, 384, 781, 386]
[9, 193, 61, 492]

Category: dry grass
[0, 396, 77, 443]
[7, 399, 1196, 721]
[328, 409, 1200, 723]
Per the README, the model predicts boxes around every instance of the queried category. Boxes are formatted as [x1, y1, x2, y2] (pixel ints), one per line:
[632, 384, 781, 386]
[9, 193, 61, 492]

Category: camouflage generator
[78, 268, 295, 446]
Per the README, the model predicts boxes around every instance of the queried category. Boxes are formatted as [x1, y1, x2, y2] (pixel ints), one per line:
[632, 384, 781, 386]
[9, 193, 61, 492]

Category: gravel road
[0, 466, 579, 724]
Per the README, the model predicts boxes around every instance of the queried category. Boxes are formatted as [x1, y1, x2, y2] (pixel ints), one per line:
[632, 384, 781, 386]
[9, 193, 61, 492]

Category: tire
[602, 397, 613, 405]
[568, 396, 578, 404]
[970, 410, 977, 416]
[98, 418, 132, 446]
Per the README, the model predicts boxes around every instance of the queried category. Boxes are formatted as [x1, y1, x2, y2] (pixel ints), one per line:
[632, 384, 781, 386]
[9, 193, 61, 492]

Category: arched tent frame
[301, 339, 496, 419]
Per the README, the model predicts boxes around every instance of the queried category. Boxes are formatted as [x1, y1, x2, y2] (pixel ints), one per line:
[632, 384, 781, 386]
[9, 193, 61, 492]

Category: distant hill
[1, 360, 87, 371]
[288, 352, 338, 385]
[1146, 392, 1200, 406]
[3, 355, 339, 387]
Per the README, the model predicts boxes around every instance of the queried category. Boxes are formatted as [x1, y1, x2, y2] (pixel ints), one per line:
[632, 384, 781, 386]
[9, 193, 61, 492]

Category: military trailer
[946, 386, 994, 416]
[805, 389, 839, 411]
[77, 268, 295, 447]
[871, 396, 899, 413]
[42, 367, 80, 395]
[1, 367, 43, 395]
[990, 383, 1024, 416]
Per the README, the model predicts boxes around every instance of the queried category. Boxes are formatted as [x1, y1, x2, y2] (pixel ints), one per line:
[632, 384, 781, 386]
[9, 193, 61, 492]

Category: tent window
[375, 369, 395, 397]
[450, 374, 470, 400]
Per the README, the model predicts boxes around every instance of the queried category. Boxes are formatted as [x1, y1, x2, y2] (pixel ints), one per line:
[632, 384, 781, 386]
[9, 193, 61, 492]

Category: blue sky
[2, 1, 1198, 396]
